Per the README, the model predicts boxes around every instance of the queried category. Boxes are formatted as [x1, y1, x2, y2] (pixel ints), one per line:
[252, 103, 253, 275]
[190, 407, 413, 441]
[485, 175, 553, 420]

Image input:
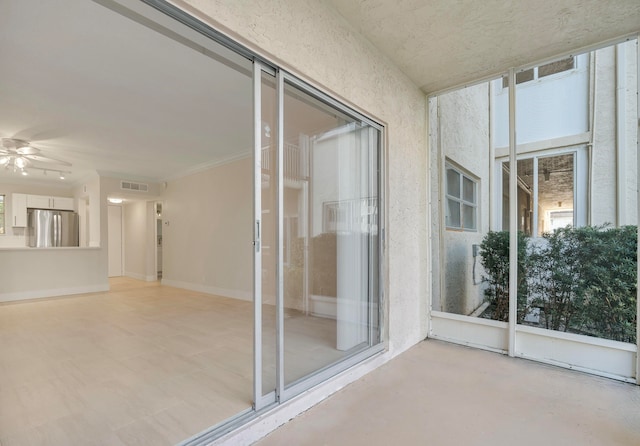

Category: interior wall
[123, 200, 156, 281]
[76, 173, 102, 247]
[162, 157, 253, 300]
[0, 175, 109, 302]
[175, 0, 429, 354]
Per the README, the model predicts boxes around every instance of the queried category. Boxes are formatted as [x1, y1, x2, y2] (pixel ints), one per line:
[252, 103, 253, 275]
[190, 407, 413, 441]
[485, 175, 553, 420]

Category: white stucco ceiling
[327, 0, 640, 93]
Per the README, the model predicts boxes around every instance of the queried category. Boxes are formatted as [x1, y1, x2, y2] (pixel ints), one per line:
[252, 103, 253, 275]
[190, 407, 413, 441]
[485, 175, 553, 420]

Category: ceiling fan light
[14, 157, 28, 169]
[0, 156, 9, 165]
[59, 173, 65, 180]
[21, 170, 28, 176]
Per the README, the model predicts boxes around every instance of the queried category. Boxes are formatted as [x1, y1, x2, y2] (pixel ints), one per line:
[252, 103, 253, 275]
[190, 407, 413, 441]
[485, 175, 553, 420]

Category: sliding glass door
[281, 79, 381, 392]
[253, 67, 384, 407]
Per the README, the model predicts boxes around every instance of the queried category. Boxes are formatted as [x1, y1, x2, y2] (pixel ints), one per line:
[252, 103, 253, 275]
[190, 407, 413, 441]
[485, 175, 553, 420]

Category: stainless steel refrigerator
[27, 209, 80, 247]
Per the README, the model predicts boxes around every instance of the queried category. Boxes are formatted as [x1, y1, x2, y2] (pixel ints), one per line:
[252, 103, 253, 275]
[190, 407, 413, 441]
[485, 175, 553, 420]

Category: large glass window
[500, 150, 587, 237]
[430, 81, 502, 317]
[512, 41, 638, 343]
[430, 38, 638, 374]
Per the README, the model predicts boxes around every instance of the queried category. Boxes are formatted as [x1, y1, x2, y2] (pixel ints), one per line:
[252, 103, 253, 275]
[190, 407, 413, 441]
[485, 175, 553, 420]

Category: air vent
[121, 181, 148, 192]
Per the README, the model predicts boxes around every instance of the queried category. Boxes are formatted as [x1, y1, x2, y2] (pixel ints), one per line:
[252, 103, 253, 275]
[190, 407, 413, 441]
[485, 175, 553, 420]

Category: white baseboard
[161, 279, 252, 301]
[125, 271, 157, 282]
[0, 283, 110, 303]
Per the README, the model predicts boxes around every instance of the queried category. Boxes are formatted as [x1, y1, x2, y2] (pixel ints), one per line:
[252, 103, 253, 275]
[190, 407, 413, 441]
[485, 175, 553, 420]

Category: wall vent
[121, 181, 149, 192]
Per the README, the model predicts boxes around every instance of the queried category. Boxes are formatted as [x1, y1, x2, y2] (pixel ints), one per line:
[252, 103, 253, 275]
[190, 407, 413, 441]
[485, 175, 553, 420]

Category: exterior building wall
[592, 46, 619, 225]
[436, 83, 490, 315]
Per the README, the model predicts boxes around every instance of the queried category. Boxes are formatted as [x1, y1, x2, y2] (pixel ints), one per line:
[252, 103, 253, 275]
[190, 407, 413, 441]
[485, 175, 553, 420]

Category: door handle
[254, 220, 261, 251]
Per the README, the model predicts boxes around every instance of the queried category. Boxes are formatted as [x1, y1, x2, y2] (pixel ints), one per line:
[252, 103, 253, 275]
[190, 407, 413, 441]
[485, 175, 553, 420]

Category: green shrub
[480, 225, 637, 343]
[479, 230, 529, 322]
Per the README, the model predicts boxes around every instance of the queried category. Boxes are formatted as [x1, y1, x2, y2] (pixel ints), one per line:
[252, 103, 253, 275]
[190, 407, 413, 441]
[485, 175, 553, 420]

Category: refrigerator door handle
[54, 213, 60, 247]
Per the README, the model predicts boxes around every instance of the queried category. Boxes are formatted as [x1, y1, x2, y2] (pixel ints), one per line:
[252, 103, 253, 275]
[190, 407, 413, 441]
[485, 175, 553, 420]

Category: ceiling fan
[0, 138, 71, 177]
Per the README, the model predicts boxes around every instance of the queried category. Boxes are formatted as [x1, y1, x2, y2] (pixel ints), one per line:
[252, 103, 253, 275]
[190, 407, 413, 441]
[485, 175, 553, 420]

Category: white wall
[123, 200, 156, 281]
[162, 157, 253, 300]
[175, 0, 428, 355]
[493, 53, 590, 148]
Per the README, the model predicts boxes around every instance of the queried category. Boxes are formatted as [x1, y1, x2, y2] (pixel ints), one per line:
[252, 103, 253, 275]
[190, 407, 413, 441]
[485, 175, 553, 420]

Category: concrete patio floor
[256, 339, 640, 446]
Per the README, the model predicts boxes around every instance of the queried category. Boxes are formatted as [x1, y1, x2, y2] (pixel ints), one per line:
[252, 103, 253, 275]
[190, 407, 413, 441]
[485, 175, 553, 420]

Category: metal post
[252, 61, 264, 408]
[276, 70, 285, 399]
[508, 68, 518, 357]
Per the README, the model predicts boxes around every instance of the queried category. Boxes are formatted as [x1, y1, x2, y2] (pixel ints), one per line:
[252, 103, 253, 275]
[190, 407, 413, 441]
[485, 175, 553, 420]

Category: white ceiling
[0, 0, 254, 185]
[1, 0, 638, 185]
[328, 0, 640, 93]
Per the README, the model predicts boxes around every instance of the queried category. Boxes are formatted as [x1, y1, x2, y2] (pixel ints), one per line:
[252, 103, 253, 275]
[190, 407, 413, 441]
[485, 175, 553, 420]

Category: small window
[539, 56, 575, 78]
[502, 56, 576, 88]
[445, 164, 478, 231]
[0, 195, 5, 235]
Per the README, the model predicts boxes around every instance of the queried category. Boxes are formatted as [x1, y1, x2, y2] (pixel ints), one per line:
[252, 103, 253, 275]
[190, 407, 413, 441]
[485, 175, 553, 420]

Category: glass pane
[283, 81, 380, 387]
[501, 162, 510, 231]
[447, 199, 461, 228]
[446, 168, 460, 198]
[515, 40, 637, 343]
[430, 79, 506, 320]
[261, 71, 277, 396]
[494, 58, 588, 148]
[517, 158, 533, 236]
[516, 68, 534, 84]
[462, 205, 476, 230]
[537, 154, 574, 236]
[485, 163, 512, 322]
[462, 176, 475, 203]
[539, 57, 575, 78]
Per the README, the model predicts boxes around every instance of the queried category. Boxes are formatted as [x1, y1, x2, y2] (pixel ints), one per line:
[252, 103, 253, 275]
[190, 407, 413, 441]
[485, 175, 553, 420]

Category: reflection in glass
[260, 71, 277, 396]
[282, 81, 380, 386]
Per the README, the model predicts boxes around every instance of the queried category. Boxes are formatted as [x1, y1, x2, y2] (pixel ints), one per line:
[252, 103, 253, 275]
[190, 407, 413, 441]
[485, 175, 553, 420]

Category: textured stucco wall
[592, 46, 618, 225]
[591, 41, 638, 226]
[432, 83, 489, 315]
[173, 0, 429, 354]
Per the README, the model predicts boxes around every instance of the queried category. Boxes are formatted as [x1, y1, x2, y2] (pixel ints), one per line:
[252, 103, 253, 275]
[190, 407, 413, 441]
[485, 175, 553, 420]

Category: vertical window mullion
[508, 67, 518, 357]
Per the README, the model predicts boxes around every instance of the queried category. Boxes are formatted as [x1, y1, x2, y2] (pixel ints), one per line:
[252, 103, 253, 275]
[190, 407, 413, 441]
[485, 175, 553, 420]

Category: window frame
[495, 145, 588, 236]
[444, 162, 479, 232]
[0, 194, 5, 235]
[502, 56, 577, 88]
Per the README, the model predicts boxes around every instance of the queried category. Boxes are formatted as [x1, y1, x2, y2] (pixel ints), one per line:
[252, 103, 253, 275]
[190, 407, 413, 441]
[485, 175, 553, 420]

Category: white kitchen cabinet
[11, 193, 27, 227]
[27, 194, 52, 209]
[26, 195, 75, 211]
[51, 197, 74, 210]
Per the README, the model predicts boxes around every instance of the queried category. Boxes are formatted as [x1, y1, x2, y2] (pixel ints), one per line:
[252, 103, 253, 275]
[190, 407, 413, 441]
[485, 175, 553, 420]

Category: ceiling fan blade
[17, 146, 40, 155]
[25, 154, 72, 166]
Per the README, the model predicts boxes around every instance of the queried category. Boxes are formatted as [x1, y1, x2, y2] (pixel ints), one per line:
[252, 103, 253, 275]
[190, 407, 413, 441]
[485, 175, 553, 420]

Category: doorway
[107, 204, 123, 277]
